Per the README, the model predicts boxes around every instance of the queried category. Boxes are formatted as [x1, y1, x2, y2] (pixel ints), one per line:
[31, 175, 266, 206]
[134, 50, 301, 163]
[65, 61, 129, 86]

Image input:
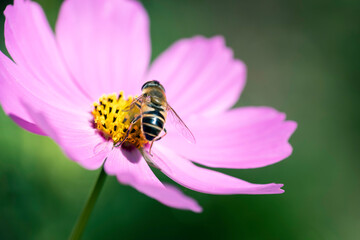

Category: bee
[117, 80, 195, 155]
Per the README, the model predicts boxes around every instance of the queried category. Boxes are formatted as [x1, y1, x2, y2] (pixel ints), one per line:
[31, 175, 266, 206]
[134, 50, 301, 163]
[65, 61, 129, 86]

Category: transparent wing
[166, 104, 196, 144]
[122, 95, 146, 112]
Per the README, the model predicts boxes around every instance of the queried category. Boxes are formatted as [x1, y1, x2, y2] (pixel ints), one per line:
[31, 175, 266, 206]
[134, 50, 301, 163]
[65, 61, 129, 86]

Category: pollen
[92, 91, 147, 148]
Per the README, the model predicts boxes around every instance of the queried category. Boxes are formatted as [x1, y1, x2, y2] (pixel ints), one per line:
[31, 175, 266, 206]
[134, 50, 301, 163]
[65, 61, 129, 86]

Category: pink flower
[0, 0, 296, 213]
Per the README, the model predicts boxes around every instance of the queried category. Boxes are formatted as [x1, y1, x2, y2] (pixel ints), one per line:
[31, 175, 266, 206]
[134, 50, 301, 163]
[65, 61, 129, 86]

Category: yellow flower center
[91, 91, 147, 148]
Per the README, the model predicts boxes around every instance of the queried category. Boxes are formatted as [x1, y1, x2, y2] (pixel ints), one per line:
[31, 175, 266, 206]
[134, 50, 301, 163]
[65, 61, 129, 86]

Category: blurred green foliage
[0, 0, 359, 239]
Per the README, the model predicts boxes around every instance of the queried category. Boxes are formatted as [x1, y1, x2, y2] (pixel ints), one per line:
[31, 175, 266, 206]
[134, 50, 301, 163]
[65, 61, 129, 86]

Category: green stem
[69, 167, 107, 240]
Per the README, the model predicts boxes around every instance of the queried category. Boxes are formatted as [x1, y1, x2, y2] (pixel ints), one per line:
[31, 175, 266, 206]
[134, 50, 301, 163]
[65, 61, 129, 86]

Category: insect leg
[114, 114, 141, 147]
[148, 128, 167, 156]
[155, 128, 167, 142]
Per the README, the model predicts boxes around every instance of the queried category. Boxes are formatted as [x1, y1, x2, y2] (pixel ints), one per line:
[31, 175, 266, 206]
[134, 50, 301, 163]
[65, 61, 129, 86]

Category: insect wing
[122, 95, 145, 112]
[167, 104, 196, 144]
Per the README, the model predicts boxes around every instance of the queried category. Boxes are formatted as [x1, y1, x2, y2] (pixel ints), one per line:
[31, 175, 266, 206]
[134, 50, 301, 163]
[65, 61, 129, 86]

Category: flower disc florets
[92, 91, 147, 148]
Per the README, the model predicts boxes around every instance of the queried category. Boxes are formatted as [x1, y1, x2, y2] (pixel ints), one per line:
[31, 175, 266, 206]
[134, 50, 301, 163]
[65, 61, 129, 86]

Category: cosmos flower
[0, 0, 296, 213]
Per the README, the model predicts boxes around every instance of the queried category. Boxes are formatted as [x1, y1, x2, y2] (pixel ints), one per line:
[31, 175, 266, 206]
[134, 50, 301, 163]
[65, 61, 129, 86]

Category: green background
[0, 0, 359, 239]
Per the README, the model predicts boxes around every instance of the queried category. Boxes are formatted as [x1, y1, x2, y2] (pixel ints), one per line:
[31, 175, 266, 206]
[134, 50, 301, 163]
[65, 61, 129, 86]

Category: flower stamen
[92, 91, 147, 148]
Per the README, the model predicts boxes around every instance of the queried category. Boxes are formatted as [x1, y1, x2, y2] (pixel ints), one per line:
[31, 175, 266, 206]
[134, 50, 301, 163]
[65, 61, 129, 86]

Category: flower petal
[4, 0, 90, 106]
[152, 145, 284, 195]
[22, 100, 109, 170]
[9, 115, 45, 135]
[0, 57, 107, 169]
[0, 48, 91, 135]
[0, 54, 39, 133]
[56, 0, 151, 99]
[104, 148, 202, 212]
[161, 107, 297, 169]
[146, 36, 246, 118]
[0, 51, 60, 133]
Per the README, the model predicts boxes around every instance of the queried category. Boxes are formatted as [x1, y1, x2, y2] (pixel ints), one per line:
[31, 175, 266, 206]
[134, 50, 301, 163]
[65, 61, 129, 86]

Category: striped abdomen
[141, 107, 166, 141]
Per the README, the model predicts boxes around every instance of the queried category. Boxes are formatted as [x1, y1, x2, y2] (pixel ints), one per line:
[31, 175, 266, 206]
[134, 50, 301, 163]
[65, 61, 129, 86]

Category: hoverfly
[116, 80, 195, 155]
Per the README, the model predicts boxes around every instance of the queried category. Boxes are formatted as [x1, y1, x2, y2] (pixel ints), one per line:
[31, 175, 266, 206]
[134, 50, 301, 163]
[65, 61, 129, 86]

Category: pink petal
[9, 115, 45, 135]
[0, 50, 85, 135]
[152, 145, 284, 195]
[0, 53, 38, 133]
[4, 0, 90, 106]
[146, 36, 246, 118]
[2, 0, 107, 167]
[104, 148, 202, 212]
[1, 72, 110, 169]
[0, 62, 107, 169]
[161, 107, 297, 169]
[56, 0, 151, 99]
[24, 102, 110, 170]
